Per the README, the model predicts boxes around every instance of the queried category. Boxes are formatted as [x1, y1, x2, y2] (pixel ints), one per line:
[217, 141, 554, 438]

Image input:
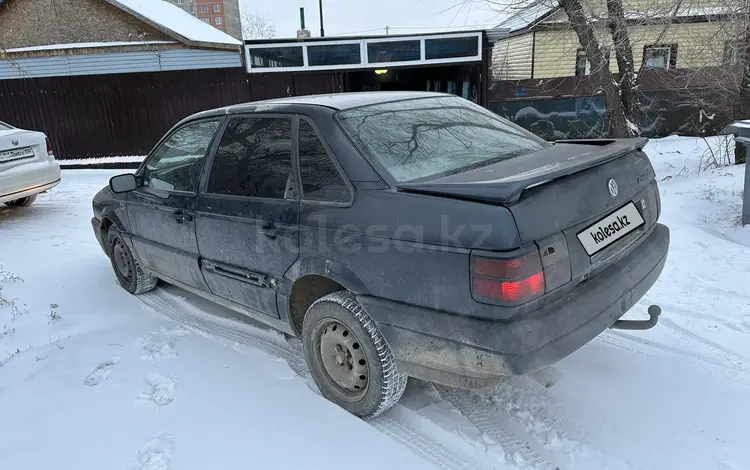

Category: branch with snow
[241, 11, 276, 40]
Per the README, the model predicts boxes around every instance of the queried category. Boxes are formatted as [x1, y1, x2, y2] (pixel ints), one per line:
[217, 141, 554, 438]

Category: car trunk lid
[397, 138, 648, 205]
[398, 137, 660, 286]
[0, 129, 47, 172]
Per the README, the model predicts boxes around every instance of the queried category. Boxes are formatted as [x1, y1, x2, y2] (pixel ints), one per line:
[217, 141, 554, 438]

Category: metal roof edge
[243, 29, 487, 45]
[100, 0, 240, 51]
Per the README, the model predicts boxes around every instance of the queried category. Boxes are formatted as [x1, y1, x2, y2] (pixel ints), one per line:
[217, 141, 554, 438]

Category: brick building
[164, 0, 241, 40]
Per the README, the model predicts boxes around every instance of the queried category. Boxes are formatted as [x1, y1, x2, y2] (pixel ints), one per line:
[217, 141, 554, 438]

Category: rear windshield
[336, 95, 549, 183]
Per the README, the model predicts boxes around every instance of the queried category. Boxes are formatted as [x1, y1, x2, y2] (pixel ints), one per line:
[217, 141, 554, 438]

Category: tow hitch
[610, 305, 661, 331]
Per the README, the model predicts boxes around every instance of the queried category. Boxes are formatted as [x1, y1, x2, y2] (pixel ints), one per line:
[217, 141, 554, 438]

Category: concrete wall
[0, 0, 172, 49]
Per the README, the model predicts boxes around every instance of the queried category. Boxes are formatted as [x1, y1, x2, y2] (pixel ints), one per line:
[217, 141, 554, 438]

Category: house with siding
[491, 0, 744, 80]
[0, 0, 242, 79]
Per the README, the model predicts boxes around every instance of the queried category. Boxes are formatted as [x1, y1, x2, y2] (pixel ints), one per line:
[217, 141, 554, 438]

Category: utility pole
[318, 0, 325, 37]
[385, 25, 389, 35]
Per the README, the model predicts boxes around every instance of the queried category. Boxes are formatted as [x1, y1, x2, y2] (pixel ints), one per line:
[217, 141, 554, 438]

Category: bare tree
[241, 10, 276, 40]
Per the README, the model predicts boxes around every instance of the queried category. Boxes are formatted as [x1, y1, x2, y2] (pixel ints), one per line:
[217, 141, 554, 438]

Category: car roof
[247, 91, 449, 110]
[185, 91, 454, 122]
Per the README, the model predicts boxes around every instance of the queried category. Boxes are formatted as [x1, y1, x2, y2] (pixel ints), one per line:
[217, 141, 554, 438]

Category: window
[207, 117, 294, 199]
[142, 120, 220, 192]
[248, 46, 304, 68]
[0, 121, 11, 130]
[199, 5, 208, 13]
[213, 3, 221, 12]
[307, 43, 361, 66]
[176, 0, 184, 4]
[367, 40, 421, 63]
[643, 44, 677, 69]
[201, 18, 210, 23]
[299, 120, 351, 203]
[575, 48, 610, 76]
[336, 95, 548, 184]
[215, 16, 223, 25]
[724, 40, 743, 65]
[424, 37, 479, 60]
[575, 50, 588, 76]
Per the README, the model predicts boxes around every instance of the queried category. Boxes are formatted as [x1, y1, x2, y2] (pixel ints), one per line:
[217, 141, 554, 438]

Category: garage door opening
[345, 64, 481, 102]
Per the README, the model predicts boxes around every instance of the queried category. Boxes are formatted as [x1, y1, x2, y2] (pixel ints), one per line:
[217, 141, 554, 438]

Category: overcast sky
[239, 0, 507, 38]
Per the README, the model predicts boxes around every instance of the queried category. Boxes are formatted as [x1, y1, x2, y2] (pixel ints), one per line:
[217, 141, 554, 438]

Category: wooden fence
[0, 67, 251, 160]
[0, 67, 346, 160]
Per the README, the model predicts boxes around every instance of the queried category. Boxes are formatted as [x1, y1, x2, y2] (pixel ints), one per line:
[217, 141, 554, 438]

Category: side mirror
[109, 173, 137, 194]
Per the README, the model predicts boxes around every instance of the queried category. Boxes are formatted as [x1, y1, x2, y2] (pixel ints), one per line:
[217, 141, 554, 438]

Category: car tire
[302, 291, 408, 419]
[106, 227, 157, 295]
[4, 195, 37, 207]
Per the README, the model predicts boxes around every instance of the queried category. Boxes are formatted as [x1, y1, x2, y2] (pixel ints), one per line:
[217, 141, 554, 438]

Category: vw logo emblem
[607, 179, 619, 197]
[11, 139, 18, 146]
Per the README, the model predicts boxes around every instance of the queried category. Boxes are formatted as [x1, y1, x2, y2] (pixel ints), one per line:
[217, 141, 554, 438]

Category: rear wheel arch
[288, 274, 346, 334]
[284, 257, 370, 334]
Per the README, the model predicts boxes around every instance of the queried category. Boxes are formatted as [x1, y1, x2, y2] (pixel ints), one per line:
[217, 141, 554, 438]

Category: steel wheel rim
[315, 319, 369, 402]
[112, 239, 133, 282]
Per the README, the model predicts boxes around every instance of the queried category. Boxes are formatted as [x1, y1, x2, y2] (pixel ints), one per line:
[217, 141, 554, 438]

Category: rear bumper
[359, 223, 670, 389]
[0, 160, 61, 204]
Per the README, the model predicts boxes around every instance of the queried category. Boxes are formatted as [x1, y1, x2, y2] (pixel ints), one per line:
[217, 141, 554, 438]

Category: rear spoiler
[397, 138, 649, 204]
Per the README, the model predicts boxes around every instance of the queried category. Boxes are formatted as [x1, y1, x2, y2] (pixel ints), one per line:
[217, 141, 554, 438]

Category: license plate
[577, 202, 645, 256]
[0, 147, 35, 163]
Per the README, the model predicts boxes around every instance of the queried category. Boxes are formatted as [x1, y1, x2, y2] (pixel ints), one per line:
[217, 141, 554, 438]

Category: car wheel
[302, 291, 408, 419]
[4, 195, 37, 207]
[106, 227, 157, 295]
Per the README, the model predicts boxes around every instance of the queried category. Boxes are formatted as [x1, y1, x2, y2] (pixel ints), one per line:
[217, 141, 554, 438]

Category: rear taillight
[471, 249, 546, 305]
[45, 137, 53, 156]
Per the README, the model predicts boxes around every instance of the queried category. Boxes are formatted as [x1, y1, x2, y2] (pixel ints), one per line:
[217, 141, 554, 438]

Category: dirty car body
[91, 92, 669, 392]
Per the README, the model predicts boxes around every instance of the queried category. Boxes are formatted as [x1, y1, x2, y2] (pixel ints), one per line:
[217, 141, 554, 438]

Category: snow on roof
[495, 1, 735, 32]
[495, 0, 557, 32]
[107, 0, 241, 47]
[6, 41, 178, 53]
[623, 5, 736, 20]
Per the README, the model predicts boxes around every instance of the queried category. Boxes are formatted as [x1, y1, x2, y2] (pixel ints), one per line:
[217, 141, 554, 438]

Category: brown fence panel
[0, 67, 251, 160]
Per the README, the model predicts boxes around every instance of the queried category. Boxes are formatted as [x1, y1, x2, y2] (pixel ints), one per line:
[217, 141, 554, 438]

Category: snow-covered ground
[1, 136, 749, 470]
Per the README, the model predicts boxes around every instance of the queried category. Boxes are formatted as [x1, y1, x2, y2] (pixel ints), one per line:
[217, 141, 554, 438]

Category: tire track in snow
[139, 292, 309, 377]
[659, 316, 750, 363]
[596, 330, 750, 386]
[436, 385, 563, 470]
[138, 290, 484, 470]
[370, 415, 484, 470]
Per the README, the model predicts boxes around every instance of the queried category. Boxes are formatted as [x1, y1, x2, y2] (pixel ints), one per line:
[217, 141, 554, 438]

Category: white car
[0, 120, 61, 207]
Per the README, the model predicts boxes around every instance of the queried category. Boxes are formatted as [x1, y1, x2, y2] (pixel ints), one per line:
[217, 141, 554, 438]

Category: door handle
[170, 210, 193, 223]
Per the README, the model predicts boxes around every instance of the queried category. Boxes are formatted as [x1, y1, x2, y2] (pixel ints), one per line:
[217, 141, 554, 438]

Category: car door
[127, 118, 222, 291]
[195, 114, 300, 317]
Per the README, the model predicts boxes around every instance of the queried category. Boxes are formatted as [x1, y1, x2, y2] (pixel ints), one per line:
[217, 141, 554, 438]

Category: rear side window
[298, 119, 351, 203]
[0, 121, 12, 130]
[207, 117, 294, 199]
